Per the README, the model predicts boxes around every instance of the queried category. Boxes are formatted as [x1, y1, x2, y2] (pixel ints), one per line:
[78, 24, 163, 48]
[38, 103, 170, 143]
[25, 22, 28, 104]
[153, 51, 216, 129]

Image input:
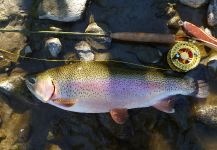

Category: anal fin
[153, 98, 175, 113]
[110, 108, 128, 124]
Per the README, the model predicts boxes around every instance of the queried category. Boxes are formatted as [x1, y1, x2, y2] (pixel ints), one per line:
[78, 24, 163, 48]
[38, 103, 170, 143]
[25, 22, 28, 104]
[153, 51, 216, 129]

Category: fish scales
[25, 62, 202, 113]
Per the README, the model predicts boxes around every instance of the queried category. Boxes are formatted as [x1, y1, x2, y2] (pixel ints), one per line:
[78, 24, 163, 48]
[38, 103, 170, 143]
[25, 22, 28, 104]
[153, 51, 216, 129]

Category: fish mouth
[25, 79, 49, 102]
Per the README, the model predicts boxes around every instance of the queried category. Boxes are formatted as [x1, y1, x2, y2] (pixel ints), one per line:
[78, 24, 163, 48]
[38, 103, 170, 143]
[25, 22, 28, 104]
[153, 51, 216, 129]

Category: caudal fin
[195, 80, 209, 98]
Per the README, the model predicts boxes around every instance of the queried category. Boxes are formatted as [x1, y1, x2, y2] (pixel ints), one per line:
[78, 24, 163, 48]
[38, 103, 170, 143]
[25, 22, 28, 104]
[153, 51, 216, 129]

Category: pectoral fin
[52, 98, 77, 107]
[110, 108, 128, 124]
[153, 99, 175, 113]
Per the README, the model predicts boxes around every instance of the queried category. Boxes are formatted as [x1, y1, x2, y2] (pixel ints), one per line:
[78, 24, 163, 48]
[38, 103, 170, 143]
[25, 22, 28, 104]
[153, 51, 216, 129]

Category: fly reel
[167, 41, 201, 72]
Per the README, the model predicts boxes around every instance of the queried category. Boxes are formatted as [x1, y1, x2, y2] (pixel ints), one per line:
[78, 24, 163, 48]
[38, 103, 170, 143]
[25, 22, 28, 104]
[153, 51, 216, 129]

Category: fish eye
[28, 77, 37, 84]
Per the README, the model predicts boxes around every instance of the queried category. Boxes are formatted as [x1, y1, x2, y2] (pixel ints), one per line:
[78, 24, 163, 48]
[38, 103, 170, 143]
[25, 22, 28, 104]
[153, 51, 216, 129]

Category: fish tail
[194, 80, 209, 98]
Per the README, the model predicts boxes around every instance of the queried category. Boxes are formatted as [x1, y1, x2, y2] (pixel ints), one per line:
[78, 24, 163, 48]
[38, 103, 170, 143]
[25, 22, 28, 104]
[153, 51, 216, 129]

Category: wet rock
[38, 0, 88, 22]
[0, 28, 27, 69]
[94, 52, 111, 61]
[179, 0, 208, 8]
[0, 68, 34, 108]
[208, 0, 217, 26]
[49, 26, 63, 32]
[50, 113, 110, 149]
[64, 52, 79, 64]
[85, 22, 111, 50]
[192, 123, 217, 150]
[45, 38, 62, 58]
[45, 144, 62, 150]
[0, 0, 27, 22]
[204, 27, 212, 36]
[98, 113, 134, 140]
[192, 92, 217, 127]
[75, 41, 94, 61]
[166, 3, 181, 28]
[207, 59, 217, 79]
[0, 100, 30, 150]
[149, 132, 171, 150]
[16, 125, 31, 143]
[22, 45, 32, 56]
[47, 131, 55, 141]
[134, 46, 162, 64]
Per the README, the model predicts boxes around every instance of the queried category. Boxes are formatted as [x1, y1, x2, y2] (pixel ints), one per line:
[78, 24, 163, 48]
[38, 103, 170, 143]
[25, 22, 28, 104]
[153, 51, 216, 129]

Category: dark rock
[75, 41, 94, 61]
[179, 0, 209, 8]
[134, 46, 162, 64]
[208, 0, 217, 26]
[207, 60, 217, 79]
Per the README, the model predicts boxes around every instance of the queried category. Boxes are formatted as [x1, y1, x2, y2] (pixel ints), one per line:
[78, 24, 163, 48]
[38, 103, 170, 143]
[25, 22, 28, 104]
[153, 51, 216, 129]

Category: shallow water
[0, 0, 217, 150]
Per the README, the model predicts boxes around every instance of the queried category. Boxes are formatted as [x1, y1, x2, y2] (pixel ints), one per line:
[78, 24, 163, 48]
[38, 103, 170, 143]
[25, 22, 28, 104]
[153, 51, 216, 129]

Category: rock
[23, 46, 32, 55]
[85, 22, 111, 50]
[0, 28, 27, 69]
[192, 85, 217, 127]
[166, 3, 181, 28]
[47, 131, 55, 141]
[45, 38, 62, 58]
[75, 41, 94, 61]
[94, 52, 111, 61]
[204, 28, 212, 36]
[207, 60, 217, 79]
[49, 26, 63, 32]
[149, 132, 171, 150]
[179, 0, 208, 8]
[38, 0, 88, 22]
[208, 0, 217, 26]
[0, 68, 34, 106]
[135, 47, 162, 64]
[0, 101, 30, 150]
[45, 144, 62, 150]
[64, 52, 79, 64]
[16, 125, 31, 143]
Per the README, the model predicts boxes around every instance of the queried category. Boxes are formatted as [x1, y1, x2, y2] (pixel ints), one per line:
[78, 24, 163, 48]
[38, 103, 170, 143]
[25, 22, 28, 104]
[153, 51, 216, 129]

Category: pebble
[85, 22, 111, 50]
[75, 41, 94, 61]
[179, 0, 209, 8]
[23, 45, 32, 55]
[204, 28, 212, 36]
[166, 3, 181, 28]
[38, 0, 88, 22]
[45, 38, 62, 57]
[46, 144, 62, 150]
[208, 0, 217, 26]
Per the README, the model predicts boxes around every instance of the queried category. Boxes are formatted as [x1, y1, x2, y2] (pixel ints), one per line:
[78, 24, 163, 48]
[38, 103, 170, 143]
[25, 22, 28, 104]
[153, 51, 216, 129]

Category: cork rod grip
[110, 32, 176, 44]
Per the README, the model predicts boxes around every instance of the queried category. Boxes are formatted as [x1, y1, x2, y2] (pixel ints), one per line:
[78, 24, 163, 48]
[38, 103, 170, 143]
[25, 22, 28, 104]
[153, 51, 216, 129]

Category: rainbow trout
[25, 62, 209, 124]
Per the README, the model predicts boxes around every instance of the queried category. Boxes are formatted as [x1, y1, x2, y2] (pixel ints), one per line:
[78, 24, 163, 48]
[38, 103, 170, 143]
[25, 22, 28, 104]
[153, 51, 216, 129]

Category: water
[0, 0, 217, 150]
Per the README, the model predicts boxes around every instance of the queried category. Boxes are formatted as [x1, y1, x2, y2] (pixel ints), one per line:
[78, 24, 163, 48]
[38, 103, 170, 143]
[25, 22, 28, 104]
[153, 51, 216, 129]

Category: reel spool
[167, 41, 201, 72]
